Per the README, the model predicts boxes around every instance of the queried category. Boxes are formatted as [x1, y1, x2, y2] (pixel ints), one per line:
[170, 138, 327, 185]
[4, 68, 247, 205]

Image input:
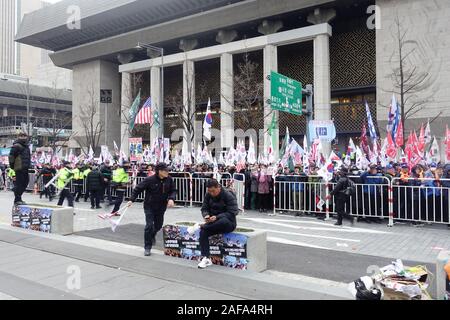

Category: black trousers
[73, 183, 83, 201]
[258, 193, 271, 210]
[200, 218, 235, 257]
[335, 195, 353, 224]
[14, 170, 29, 203]
[102, 182, 112, 202]
[112, 190, 125, 213]
[90, 190, 101, 208]
[58, 188, 74, 207]
[144, 207, 166, 250]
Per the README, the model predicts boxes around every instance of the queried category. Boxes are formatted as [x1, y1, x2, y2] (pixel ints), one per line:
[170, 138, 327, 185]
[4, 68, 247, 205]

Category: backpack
[343, 178, 356, 197]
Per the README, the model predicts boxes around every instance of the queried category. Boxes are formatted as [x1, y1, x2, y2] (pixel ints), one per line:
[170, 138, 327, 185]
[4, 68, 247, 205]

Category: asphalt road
[75, 223, 437, 298]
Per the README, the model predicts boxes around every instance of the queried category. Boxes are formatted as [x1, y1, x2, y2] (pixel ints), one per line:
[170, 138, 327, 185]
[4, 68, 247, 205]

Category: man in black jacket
[86, 164, 104, 209]
[195, 179, 238, 269]
[8, 132, 31, 205]
[127, 163, 176, 256]
[326, 167, 355, 226]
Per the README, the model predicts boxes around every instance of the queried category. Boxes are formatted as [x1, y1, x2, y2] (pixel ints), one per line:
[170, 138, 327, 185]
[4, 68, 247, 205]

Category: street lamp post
[136, 43, 165, 138]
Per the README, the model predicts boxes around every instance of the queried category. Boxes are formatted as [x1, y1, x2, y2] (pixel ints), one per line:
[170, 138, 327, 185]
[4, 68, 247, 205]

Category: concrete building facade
[0, 0, 72, 89]
[15, 0, 450, 160]
[0, 0, 18, 74]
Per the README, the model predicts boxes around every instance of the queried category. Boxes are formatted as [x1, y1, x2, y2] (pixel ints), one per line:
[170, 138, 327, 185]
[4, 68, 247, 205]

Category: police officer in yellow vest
[110, 161, 130, 216]
[72, 162, 84, 202]
[82, 164, 92, 202]
[57, 161, 74, 207]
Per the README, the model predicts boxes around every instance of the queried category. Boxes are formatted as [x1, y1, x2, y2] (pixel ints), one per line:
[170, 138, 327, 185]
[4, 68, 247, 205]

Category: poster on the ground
[163, 224, 249, 270]
[129, 138, 143, 162]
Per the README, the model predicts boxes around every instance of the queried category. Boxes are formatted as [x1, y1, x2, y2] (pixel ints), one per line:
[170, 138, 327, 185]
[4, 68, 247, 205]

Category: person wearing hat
[8, 131, 31, 205]
[326, 166, 355, 226]
[307, 163, 321, 216]
[85, 163, 104, 210]
[57, 161, 74, 207]
[127, 163, 177, 256]
[100, 160, 113, 205]
[359, 163, 384, 223]
[82, 164, 93, 202]
[110, 161, 130, 215]
[72, 162, 85, 202]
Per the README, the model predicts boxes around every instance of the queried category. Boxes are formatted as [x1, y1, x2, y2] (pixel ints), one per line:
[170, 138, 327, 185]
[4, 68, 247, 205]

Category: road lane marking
[267, 237, 330, 250]
[242, 218, 391, 234]
[260, 229, 360, 242]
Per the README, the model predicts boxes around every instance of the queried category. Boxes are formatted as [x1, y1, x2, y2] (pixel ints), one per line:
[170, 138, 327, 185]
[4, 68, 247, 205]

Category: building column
[259, 20, 283, 160]
[3, 107, 8, 117]
[180, 39, 199, 151]
[150, 66, 162, 142]
[220, 53, 234, 150]
[308, 8, 336, 158]
[183, 59, 196, 151]
[263, 44, 279, 160]
[120, 72, 132, 157]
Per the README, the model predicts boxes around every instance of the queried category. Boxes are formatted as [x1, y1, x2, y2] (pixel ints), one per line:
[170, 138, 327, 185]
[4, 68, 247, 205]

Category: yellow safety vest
[57, 167, 72, 189]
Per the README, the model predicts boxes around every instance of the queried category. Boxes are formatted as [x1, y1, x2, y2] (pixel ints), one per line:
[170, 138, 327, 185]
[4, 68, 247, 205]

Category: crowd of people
[2, 135, 449, 227]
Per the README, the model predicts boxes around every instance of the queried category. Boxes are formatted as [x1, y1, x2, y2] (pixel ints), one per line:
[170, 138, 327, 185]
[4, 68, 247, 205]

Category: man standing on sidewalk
[86, 164, 104, 210]
[127, 163, 176, 256]
[326, 167, 355, 226]
[8, 132, 31, 206]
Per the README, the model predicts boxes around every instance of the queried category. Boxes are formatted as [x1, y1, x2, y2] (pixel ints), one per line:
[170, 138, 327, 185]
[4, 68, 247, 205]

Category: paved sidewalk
[0, 226, 352, 300]
[1, 191, 448, 264]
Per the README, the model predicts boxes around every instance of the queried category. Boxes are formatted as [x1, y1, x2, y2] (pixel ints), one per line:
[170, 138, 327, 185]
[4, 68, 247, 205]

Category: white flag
[203, 98, 212, 141]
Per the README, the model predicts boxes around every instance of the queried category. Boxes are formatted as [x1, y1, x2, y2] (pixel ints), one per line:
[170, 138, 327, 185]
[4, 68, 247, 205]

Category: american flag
[135, 97, 153, 125]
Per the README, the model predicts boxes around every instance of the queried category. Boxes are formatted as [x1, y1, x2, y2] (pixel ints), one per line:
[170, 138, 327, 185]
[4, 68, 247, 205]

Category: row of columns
[120, 8, 335, 157]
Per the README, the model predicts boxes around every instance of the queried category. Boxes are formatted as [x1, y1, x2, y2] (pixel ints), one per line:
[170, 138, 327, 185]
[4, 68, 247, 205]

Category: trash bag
[348, 276, 383, 300]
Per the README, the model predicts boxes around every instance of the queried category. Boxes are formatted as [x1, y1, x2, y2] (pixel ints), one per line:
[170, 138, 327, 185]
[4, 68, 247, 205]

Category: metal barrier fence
[391, 177, 450, 225]
[21, 171, 449, 226]
[27, 171, 245, 211]
[274, 175, 450, 226]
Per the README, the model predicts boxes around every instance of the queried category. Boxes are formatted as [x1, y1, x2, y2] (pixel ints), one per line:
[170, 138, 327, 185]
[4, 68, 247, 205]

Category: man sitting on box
[190, 179, 238, 269]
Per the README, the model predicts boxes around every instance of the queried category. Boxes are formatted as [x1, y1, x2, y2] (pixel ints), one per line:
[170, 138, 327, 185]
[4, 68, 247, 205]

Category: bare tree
[165, 59, 197, 151]
[44, 81, 74, 154]
[74, 83, 104, 155]
[387, 15, 441, 144]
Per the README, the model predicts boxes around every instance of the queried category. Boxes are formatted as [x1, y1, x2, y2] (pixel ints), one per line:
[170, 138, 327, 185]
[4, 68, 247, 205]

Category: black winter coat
[201, 188, 239, 226]
[9, 139, 31, 172]
[86, 170, 104, 191]
[130, 175, 177, 210]
[330, 176, 350, 198]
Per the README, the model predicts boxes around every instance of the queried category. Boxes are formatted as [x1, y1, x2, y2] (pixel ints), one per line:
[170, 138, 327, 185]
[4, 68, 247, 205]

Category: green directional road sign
[270, 71, 302, 115]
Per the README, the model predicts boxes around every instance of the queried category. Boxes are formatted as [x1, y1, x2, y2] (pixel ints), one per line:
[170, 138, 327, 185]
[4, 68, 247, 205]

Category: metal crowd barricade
[391, 177, 450, 226]
[169, 172, 193, 206]
[274, 174, 393, 225]
[232, 173, 246, 213]
[191, 172, 232, 205]
[274, 175, 327, 217]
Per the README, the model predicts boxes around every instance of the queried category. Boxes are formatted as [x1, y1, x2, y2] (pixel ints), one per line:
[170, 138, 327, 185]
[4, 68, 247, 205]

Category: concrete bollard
[163, 222, 267, 272]
[436, 250, 450, 300]
[12, 203, 74, 235]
